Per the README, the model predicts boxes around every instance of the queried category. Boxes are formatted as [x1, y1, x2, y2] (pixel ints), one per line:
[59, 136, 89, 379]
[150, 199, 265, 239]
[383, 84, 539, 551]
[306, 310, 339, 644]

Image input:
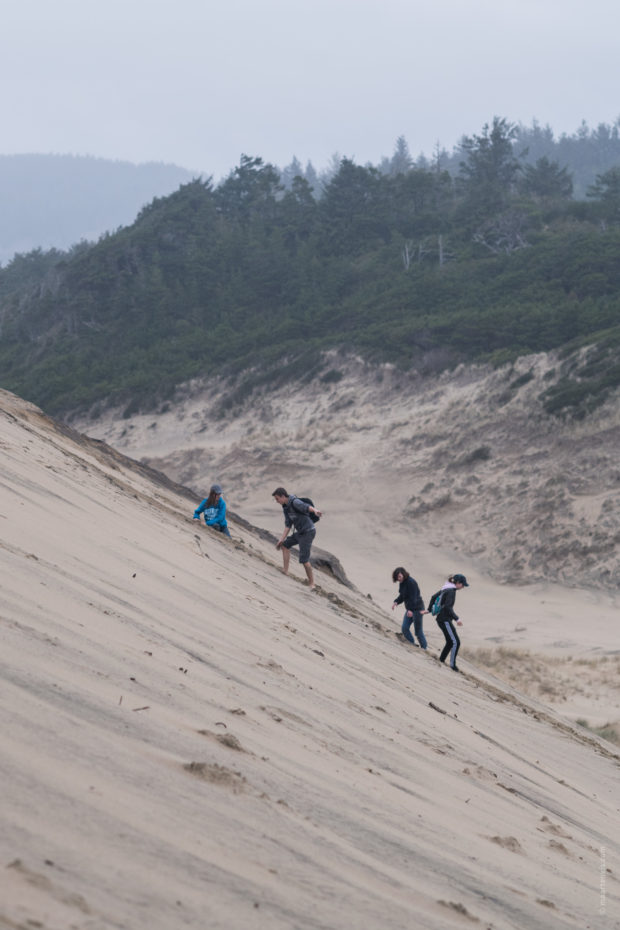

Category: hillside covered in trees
[1, 118, 619, 419]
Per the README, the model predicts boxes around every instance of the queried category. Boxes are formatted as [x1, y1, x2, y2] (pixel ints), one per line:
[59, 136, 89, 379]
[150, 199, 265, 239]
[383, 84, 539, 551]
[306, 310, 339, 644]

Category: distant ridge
[0, 152, 194, 264]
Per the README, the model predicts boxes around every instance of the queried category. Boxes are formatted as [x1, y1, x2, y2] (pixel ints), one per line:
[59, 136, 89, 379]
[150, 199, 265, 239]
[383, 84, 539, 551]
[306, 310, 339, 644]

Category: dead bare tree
[437, 234, 454, 268]
[401, 240, 414, 271]
[473, 211, 530, 254]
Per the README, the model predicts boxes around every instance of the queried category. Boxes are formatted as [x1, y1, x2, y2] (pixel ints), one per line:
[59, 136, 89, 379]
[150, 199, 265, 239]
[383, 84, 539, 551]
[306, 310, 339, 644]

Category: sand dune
[2, 388, 619, 929]
[74, 354, 620, 733]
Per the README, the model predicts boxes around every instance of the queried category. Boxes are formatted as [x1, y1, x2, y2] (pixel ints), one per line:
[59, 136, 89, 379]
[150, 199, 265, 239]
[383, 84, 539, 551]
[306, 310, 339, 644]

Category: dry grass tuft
[468, 647, 620, 738]
[575, 719, 620, 745]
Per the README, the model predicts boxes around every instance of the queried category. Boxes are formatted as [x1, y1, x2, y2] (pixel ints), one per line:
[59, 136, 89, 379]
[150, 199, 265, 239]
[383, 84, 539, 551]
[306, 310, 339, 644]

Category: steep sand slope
[2, 389, 618, 930]
[73, 350, 620, 593]
[73, 352, 620, 730]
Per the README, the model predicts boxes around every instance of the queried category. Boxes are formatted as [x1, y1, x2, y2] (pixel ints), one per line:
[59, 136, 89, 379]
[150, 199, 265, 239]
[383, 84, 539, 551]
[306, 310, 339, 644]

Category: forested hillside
[1, 118, 619, 418]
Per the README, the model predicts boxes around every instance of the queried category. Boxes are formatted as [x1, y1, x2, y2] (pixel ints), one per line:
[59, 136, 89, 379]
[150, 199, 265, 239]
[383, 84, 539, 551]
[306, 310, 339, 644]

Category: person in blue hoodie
[193, 484, 231, 537]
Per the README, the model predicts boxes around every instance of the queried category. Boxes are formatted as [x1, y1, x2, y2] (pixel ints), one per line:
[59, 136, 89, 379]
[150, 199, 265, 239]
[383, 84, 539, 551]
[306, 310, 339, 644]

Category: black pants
[437, 619, 460, 668]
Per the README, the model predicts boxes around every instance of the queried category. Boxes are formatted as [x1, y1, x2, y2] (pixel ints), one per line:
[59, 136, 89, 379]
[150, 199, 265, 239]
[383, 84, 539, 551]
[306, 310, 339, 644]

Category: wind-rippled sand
[2, 388, 618, 929]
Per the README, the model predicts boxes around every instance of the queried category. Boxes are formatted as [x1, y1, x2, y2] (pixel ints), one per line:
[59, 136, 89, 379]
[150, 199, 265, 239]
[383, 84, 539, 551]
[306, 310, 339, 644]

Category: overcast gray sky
[2, 0, 618, 181]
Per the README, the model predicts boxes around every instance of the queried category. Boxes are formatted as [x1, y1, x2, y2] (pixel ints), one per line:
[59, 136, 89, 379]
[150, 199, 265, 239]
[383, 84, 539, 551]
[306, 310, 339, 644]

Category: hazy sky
[3, 0, 618, 181]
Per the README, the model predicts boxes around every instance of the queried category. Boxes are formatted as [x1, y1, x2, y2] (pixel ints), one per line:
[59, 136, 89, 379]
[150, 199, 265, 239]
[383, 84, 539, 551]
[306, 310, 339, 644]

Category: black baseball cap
[453, 573, 469, 586]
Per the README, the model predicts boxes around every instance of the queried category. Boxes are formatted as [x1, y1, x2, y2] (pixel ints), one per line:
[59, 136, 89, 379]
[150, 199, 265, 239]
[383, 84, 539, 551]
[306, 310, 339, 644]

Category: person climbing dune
[193, 484, 231, 537]
[428, 573, 469, 671]
[272, 487, 322, 589]
[391, 567, 428, 649]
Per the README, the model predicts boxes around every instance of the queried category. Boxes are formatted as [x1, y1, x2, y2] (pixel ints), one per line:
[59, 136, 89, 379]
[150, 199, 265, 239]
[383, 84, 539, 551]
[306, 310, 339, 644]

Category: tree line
[0, 117, 619, 419]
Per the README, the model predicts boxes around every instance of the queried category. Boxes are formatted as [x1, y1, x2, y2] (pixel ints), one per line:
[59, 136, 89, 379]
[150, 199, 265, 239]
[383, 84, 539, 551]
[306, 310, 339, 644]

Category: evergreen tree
[280, 177, 317, 251]
[389, 136, 413, 176]
[514, 120, 556, 163]
[318, 153, 343, 191]
[457, 117, 523, 221]
[521, 156, 573, 201]
[587, 166, 620, 224]
[319, 159, 388, 254]
[303, 161, 319, 196]
[216, 155, 282, 226]
[280, 156, 304, 191]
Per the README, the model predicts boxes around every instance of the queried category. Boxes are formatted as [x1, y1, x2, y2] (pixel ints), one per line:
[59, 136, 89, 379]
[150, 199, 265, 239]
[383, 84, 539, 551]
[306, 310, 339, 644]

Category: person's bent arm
[193, 499, 207, 519]
[276, 526, 291, 549]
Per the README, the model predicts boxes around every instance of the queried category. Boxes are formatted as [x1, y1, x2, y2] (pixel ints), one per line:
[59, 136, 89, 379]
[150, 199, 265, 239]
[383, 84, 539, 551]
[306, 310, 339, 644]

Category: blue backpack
[430, 590, 445, 616]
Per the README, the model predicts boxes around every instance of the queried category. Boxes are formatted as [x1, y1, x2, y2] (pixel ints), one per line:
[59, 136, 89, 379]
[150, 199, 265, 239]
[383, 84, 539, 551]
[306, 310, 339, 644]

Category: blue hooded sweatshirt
[194, 497, 228, 528]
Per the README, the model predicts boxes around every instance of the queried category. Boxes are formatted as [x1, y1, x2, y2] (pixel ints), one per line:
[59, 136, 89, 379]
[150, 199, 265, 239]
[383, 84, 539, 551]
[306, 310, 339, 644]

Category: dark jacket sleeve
[291, 497, 310, 514]
[394, 579, 408, 606]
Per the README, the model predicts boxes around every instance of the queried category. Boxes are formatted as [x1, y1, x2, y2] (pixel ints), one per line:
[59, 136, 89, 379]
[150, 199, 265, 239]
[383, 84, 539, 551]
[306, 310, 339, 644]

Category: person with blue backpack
[193, 484, 231, 537]
[272, 487, 322, 589]
[428, 574, 469, 671]
[391, 567, 428, 648]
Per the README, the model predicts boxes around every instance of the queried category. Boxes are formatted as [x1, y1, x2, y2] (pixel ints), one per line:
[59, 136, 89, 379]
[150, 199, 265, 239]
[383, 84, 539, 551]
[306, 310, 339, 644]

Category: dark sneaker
[450, 665, 460, 672]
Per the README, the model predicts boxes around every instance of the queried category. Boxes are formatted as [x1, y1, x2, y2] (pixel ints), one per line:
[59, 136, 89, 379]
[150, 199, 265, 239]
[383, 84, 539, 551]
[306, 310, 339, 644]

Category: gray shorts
[282, 529, 316, 564]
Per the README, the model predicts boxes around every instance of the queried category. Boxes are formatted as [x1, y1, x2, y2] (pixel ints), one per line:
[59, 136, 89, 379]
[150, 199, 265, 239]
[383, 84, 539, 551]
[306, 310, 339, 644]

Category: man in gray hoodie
[272, 487, 322, 589]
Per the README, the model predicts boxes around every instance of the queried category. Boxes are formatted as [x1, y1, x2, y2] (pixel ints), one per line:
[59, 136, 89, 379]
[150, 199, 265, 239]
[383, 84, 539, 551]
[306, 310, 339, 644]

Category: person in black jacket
[428, 573, 469, 671]
[391, 567, 428, 649]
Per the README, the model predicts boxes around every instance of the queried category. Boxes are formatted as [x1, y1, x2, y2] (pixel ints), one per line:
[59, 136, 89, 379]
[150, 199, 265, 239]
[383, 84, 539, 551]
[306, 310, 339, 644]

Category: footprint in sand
[183, 761, 246, 792]
[437, 900, 480, 922]
[197, 729, 246, 752]
[257, 659, 287, 674]
[488, 835, 523, 853]
[462, 763, 498, 782]
[539, 815, 572, 839]
[548, 839, 573, 857]
[7, 859, 91, 914]
[537, 899, 557, 909]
